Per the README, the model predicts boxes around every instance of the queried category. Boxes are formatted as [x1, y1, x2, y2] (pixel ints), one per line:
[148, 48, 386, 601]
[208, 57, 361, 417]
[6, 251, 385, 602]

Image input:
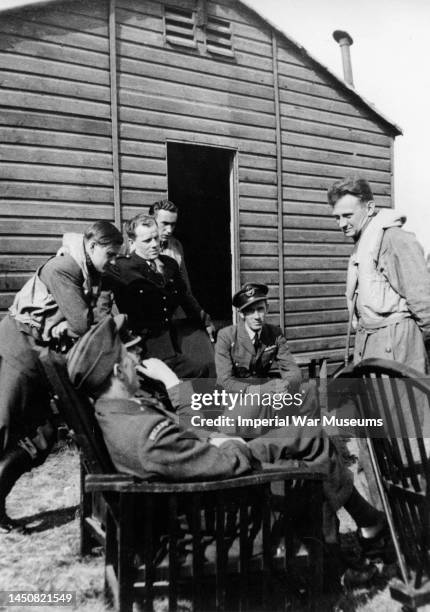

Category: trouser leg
[165, 353, 210, 379]
[356, 437, 383, 511]
[0, 446, 33, 531]
[0, 419, 55, 532]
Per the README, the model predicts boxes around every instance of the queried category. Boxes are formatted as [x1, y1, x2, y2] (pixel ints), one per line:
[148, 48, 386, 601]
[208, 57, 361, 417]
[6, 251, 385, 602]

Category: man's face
[155, 210, 178, 241]
[240, 300, 268, 332]
[131, 223, 160, 260]
[332, 194, 374, 242]
[88, 242, 121, 273]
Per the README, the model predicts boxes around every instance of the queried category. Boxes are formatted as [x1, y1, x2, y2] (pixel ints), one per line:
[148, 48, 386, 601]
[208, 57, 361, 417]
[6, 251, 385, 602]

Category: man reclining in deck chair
[66, 316, 391, 584]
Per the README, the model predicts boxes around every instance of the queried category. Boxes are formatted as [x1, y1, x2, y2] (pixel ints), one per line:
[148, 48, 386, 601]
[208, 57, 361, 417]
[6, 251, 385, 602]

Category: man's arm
[215, 327, 250, 392]
[134, 358, 257, 480]
[172, 262, 213, 332]
[138, 413, 256, 481]
[40, 256, 92, 337]
[381, 228, 430, 339]
[174, 239, 193, 292]
[275, 329, 302, 393]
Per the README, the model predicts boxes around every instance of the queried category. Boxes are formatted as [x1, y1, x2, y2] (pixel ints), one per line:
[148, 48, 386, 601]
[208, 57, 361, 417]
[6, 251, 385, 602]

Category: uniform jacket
[9, 234, 98, 341]
[0, 241, 99, 451]
[215, 322, 302, 393]
[160, 236, 191, 291]
[347, 211, 430, 371]
[95, 382, 257, 481]
[160, 236, 212, 323]
[347, 210, 409, 330]
[94, 381, 352, 515]
[102, 253, 208, 359]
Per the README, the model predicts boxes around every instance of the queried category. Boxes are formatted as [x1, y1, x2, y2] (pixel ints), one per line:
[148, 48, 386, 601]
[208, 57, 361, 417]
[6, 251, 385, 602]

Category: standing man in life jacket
[328, 176, 430, 517]
[328, 176, 430, 371]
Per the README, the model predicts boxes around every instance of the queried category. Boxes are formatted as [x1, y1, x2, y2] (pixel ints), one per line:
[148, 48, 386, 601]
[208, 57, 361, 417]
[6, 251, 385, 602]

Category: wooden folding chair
[39, 348, 326, 612]
[337, 358, 430, 610]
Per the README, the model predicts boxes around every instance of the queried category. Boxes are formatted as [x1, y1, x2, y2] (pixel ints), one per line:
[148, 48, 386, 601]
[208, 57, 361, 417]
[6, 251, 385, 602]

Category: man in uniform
[215, 283, 305, 435]
[328, 176, 430, 370]
[66, 316, 389, 563]
[216, 283, 301, 392]
[149, 199, 215, 341]
[328, 176, 430, 516]
[102, 213, 211, 379]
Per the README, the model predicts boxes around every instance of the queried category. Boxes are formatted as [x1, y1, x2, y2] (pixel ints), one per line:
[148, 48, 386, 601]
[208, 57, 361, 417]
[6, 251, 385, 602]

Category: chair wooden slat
[338, 358, 430, 610]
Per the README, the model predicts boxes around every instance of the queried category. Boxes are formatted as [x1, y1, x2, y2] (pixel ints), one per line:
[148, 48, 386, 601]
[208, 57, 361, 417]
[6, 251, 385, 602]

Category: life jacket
[346, 209, 409, 330]
[9, 233, 94, 342]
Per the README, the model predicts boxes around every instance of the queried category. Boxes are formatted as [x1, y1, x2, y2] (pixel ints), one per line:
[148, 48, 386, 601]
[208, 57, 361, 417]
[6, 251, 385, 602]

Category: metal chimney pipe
[333, 30, 354, 87]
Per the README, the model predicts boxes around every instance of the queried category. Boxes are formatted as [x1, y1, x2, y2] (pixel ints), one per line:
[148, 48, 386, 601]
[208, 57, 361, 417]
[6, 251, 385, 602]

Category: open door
[167, 142, 235, 325]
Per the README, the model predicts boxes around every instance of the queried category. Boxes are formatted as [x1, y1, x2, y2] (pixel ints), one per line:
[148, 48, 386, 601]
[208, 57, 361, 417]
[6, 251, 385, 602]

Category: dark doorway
[167, 143, 233, 322]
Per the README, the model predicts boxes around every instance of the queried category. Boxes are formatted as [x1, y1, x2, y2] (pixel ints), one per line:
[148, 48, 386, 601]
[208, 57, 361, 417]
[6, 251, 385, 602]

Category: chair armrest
[85, 467, 326, 493]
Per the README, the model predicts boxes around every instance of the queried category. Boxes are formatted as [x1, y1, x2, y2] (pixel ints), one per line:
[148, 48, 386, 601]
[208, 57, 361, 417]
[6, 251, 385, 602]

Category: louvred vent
[206, 15, 233, 56]
[165, 6, 196, 47]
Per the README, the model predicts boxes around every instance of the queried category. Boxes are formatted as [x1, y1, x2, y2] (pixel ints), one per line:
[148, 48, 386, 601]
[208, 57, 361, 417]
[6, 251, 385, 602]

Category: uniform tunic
[95, 381, 352, 513]
[160, 236, 192, 292]
[215, 323, 312, 436]
[102, 253, 211, 377]
[215, 322, 301, 393]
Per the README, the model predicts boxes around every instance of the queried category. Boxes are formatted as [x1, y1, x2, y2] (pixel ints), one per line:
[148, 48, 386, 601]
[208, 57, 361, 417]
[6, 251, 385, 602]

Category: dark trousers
[0, 318, 52, 454]
[164, 353, 210, 379]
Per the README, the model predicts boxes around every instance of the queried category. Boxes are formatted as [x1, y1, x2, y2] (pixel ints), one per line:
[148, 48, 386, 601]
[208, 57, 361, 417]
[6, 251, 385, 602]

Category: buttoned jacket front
[215, 322, 301, 393]
[103, 253, 204, 358]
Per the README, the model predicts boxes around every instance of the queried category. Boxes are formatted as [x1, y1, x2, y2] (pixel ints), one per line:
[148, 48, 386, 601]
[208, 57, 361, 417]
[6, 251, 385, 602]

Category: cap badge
[245, 287, 255, 297]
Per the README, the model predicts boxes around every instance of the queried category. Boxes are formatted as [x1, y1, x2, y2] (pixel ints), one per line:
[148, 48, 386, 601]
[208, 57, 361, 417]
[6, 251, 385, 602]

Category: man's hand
[137, 358, 180, 389]
[50, 320, 69, 339]
[210, 435, 247, 448]
[206, 323, 216, 343]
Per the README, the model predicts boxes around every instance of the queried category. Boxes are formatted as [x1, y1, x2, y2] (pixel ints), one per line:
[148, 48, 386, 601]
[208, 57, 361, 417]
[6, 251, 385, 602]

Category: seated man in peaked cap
[66, 315, 390, 564]
[215, 283, 311, 436]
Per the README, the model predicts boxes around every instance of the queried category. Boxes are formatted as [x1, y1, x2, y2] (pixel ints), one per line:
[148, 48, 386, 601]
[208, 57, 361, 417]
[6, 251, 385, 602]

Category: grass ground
[0, 444, 411, 612]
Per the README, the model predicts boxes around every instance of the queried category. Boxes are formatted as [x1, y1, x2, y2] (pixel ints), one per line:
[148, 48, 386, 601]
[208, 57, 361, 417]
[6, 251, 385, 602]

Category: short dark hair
[125, 213, 157, 240]
[84, 221, 123, 247]
[327, 177, 374, 207]
[149, 199, 178, 217]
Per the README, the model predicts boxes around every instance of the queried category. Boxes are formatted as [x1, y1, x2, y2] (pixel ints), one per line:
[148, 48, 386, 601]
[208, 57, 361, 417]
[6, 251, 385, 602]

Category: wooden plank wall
[0, 0, 113, 316]
[0, 0, 396, 362]
[276, 39, 393, 360]
[115, 0, 282, 319]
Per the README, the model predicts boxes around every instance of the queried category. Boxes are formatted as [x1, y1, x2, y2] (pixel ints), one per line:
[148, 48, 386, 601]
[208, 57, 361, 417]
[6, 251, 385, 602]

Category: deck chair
[39, 348, 326, 612]
[336, 358, 430, 611]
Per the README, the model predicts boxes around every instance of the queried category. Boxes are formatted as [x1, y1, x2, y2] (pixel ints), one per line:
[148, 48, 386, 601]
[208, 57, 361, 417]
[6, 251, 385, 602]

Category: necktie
[148, 260, 157, 273]
[253, 333, 260, 353]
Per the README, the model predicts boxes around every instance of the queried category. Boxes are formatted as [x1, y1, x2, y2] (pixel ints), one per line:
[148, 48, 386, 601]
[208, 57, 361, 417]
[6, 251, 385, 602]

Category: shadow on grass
[18, 504, 79, 533]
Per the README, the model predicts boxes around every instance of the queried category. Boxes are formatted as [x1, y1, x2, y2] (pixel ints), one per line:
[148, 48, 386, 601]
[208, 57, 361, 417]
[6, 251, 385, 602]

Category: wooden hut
[0, 0, 401, 365]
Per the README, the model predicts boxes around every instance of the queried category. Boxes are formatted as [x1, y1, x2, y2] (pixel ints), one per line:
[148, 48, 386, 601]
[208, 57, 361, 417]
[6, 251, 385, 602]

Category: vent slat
[207, 32, 231, 45]
[167, 23, 194, 37]
[164, 8, 233, 54]
[206, 23, 231, 35]
[165, 6, 195, 46]
[206, 15, 232, 55]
